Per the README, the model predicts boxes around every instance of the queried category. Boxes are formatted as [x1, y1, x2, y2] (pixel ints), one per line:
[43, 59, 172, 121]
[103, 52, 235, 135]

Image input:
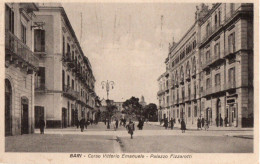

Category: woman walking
[126, 119, 135, 139]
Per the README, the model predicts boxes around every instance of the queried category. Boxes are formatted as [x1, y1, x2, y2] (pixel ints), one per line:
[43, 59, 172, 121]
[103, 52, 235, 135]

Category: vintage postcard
[0, 1, 259, 164]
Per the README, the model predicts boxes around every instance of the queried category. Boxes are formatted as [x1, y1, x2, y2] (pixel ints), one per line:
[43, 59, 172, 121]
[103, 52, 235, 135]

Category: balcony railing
[63, 85, 79, 100]
[62, 53, 75, 68]
[5, 30, 39, 69]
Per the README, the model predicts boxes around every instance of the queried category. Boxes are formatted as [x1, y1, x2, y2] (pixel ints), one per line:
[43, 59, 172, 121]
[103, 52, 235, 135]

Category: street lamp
[101, 80, 115, 100]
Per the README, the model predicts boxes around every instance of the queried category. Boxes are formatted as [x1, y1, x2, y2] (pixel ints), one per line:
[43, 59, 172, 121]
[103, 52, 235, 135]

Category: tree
[105, 99, 117, 121]
[143, 103, 158, 121]
[122, 97, 143, 119]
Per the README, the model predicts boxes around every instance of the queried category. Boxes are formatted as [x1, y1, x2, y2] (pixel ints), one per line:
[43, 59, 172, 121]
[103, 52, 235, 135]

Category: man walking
[164, 118, 168, 129]
[201, 117, 205, 128]
[79, 118, 85, 132]
[126, 119, 135, 139]
[170, 118, 174, 130]
[197, 118, 201, 130]
[115, 119, 119, 129]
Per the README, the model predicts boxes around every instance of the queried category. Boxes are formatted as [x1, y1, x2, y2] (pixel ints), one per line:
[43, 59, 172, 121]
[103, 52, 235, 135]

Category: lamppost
[101, 80, 115, 129]
[101, 80, 115, 100]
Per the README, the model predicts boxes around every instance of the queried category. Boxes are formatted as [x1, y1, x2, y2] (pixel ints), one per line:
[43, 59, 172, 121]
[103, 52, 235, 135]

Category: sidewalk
[145, 122, 254, 131]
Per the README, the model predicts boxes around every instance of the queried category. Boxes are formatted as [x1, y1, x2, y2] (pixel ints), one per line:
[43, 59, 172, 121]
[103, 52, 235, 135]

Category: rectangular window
[5, 5, 14, 33]
[21, 24, 26, 44]
[36, 67, 45, 88]
[214, 43, 220, 58]
[228, 33, 235, 54]
[67, 75, 70, 87]
[206, 78, 211, 89]
[215, 73, 221, 86]
[194, 106, 197, 117]
[72, 79, 74, 90]
[34, 29, 45, 52]
[188, 107, 191, 117]
[62, 36, 65, 56]
[177, 109, 179, 118]
[228, 67, 235, 83]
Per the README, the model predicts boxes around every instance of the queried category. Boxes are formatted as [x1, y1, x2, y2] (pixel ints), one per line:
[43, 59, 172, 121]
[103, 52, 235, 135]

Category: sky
[62, 3, 201, 104]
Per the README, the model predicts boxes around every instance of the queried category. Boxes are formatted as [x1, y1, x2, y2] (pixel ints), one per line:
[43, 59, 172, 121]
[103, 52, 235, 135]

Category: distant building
[139, 95, 147, 107]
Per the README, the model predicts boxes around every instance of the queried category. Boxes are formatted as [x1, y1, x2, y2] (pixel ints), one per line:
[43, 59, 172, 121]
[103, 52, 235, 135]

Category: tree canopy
[122, 97, 143, 119]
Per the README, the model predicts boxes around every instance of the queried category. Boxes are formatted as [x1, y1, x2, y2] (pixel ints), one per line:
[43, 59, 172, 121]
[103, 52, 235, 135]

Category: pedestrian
[204, 119, 209, 131]
[104, 119, 106, 125]
[107, 119, 110, 129]
[173, 118, 176, 124]
[201, 117, 205, 128]
[170, 118, 174, 130]
[178, 118, 180, 124]
[216, 115, 219, 127]
[164, 118, 168, 129]
[79, 118, 85, 132]
[126, 119, 135, 139]
[85, 119, 89, 129]
[220, 116, 223, 127]
[76, 119, 79, 129]
[224, 117, 228, 127]
[115, 119, 119, 129]
[39, 118, 45, 134]
[181, 119, 186, 133]
[197, 118, 201, 130]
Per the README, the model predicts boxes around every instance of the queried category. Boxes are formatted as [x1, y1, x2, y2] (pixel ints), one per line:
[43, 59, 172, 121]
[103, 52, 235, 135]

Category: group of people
[163, 118, 176, 130]
[76, 118, 95, 132]
[137, 119, 144, 130]
[197, 117, 209, 131]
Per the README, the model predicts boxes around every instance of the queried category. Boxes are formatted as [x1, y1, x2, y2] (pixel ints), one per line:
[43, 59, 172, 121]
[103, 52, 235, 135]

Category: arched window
[5, 79, 12, 136]
[180, 66, 184, 82]
[186, 61, 190, 77]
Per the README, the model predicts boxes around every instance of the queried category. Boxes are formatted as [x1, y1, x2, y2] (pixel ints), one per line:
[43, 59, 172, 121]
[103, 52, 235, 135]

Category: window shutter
[41, 30, 45, 52]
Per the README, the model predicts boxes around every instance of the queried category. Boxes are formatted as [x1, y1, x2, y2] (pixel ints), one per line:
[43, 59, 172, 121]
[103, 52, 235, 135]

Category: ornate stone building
[157, 3, 253, 128]
[33, 3, 96, 128]
[5, 3, 39, 135]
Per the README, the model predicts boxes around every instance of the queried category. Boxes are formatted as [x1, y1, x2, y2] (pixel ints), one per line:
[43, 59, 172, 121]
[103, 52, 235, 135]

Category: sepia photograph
[1, 1, 259, 163]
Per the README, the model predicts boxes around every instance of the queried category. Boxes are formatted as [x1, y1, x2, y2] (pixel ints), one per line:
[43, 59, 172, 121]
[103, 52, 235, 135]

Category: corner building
[157, 3, 253, 128]
[33, 3, 96, 128]
[5, 3, 39, 135]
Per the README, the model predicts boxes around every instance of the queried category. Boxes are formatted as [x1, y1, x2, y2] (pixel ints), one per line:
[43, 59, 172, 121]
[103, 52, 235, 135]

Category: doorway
[228, 104, 237, 127]
[216, 99, 221, 126]
[21, 97, 29, 134]
[35, 106, 44, 128]
[62, 108, 67, 128]
[5, 79, 12, 136]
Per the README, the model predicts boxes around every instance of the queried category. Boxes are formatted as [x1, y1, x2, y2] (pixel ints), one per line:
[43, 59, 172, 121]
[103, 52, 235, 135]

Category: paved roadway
[5, 122, 253, 153]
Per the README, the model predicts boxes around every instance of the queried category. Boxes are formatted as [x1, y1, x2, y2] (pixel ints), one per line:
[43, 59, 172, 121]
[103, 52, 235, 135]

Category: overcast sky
[62, 3, 202, 104]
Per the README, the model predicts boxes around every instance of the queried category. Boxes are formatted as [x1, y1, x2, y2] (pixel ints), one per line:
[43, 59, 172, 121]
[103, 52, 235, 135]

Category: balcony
[200, 6, 253, 48]
[185, 74, 191, 82]
[63, 85, 79, 100]
[227, 81, 236, 90]
[35, 83, 46, 92]
[190, 93, 196, 100]
[204, 87, 212, 96]
[180, 79, 184, 85]
[157, 90, 165, 96]
[185, 95, 191, 102]
[62, 52, 75, 68]
[5, 30, 39, 71]
[191, 71, 196, 79]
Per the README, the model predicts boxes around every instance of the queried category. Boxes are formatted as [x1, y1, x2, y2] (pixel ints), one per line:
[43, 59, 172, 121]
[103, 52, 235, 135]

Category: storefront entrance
[228, 104, 238, 127]
[21, 97, 29, 134]
[35, 106, 44, 128]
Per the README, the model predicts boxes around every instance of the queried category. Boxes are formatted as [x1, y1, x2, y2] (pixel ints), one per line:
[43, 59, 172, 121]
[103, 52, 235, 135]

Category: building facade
[157, 3, 253, 128]
[5, 3, 39, 135]
[33, 3, 96, 128]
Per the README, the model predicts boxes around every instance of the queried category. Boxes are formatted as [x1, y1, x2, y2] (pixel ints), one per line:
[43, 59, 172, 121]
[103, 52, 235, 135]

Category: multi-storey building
[199, 3, 253, 127]
[33, 3, 96, 128]
[157, 3, 253, 128]
[5, 3, 39, 135]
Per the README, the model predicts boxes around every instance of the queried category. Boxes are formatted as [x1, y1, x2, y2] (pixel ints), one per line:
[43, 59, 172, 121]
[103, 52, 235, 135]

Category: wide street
[5, 123, 253, 153]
